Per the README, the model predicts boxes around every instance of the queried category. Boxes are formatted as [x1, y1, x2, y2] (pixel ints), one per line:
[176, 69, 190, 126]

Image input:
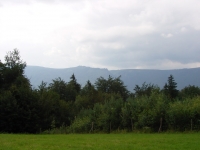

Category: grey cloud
[0, 0, 31, 5]
[0, 0, 83, 6]
[0, 0, 200, 70]
[84, 27, 200, 69]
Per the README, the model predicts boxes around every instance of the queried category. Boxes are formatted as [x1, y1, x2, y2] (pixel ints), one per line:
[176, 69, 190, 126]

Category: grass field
[0, 133, 199, 150]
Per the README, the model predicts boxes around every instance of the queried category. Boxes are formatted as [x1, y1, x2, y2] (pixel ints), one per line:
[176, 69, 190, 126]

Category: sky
[0, 0, 200, 70]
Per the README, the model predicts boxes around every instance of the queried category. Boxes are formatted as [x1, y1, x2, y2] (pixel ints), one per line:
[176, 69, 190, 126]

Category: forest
[0, 49, 200, 133]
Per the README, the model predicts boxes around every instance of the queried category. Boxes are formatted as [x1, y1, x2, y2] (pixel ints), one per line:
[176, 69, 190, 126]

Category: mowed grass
[0, 133, 199, 150]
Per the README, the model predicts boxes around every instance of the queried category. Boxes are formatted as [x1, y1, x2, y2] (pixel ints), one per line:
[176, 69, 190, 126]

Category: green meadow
[0, 133, 199, 150]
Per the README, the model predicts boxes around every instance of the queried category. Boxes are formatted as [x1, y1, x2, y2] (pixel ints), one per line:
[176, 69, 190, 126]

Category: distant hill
[25, 66, 200, 92]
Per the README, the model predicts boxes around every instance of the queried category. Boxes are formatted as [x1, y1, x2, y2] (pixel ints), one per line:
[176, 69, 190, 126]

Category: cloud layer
[0, 0, 200, 69]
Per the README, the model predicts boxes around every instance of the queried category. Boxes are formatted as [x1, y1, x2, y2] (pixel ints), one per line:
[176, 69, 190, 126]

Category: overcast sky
[0, 0, 200, 70]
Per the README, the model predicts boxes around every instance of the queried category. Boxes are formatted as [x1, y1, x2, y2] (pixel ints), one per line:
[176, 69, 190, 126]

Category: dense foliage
[0, 49, 200, 133]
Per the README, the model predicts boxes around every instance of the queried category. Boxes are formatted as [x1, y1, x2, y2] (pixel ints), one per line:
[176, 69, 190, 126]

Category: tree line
[0, 49, 200, 133]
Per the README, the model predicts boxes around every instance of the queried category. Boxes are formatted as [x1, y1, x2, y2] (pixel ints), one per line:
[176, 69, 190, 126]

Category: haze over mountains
[25, 66, 200, 92]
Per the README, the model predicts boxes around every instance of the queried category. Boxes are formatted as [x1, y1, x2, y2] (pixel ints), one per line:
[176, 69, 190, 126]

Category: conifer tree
[163, 75, 179, 100]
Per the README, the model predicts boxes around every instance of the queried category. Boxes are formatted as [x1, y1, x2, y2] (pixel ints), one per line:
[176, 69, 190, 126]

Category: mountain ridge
[25, 66, 200, 92]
